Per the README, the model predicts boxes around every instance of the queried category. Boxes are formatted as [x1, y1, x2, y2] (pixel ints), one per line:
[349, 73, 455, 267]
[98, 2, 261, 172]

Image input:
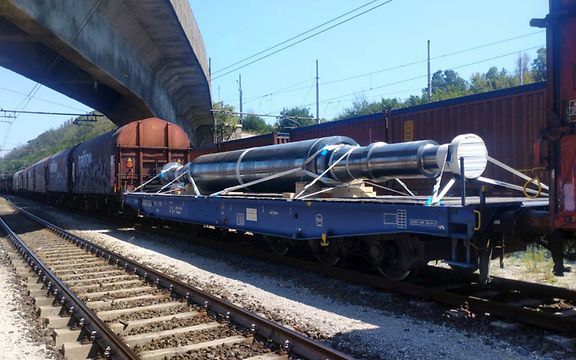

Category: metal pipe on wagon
[161, 134, 488, 194]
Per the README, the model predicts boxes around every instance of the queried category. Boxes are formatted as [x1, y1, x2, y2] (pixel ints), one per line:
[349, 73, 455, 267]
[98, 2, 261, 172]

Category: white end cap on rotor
[436, 134, 488, 179]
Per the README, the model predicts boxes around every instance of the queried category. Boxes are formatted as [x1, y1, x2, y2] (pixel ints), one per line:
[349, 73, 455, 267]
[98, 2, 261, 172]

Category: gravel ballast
[0, 244, 52, 360]
[17, 199, 568, 360]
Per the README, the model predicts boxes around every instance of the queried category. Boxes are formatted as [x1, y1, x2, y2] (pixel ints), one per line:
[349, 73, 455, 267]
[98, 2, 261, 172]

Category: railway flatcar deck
[123, 192, 547, 241]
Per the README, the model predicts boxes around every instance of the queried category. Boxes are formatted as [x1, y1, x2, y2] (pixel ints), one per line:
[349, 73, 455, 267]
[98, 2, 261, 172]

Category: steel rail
[6, 199, 353, 360]
[0, 217, 140, 360]
[142, 224, 576, 334]
[270, 259, 576, 332]
[423, 265, 576, 303]
[295, 266, 576, 333]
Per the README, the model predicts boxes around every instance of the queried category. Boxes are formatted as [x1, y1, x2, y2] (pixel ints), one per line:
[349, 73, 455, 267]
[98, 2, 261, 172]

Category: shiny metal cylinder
[190, 136, 357, 193]
[329, 140, 441, 182]
[160, 134, 488, 194]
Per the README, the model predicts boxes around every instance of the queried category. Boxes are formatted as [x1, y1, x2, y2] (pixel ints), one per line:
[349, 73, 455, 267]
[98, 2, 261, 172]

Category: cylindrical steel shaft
[161, 134, 488, 194]
[189, 136, 357, 193]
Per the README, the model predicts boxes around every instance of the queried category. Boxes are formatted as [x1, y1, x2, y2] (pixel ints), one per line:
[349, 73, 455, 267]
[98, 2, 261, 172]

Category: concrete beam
[0, 0, 213, 145]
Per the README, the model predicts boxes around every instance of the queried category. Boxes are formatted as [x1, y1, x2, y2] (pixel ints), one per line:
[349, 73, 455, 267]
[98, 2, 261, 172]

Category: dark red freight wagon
[387, 83, 547, 195]
[26, 165, 34, 192]
[13, 170, 25, 192]
[0, 177, 12, 192]
[46, 147, 77, 203]
[219, 132, 290, 152]
[70, 117, 191, 209]
[189, 132, 291, 161]
[30, 156, 50, 194]
[290, 112, 387, 145]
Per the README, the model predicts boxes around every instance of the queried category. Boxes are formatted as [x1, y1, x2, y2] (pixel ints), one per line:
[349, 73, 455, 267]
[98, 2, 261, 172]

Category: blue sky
[0, 0, 548, 154]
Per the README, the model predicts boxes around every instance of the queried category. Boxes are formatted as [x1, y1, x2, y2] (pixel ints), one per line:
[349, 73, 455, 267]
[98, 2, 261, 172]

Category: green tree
[336, 96, 402, 120]
[403, 94, 427, 107]
[468, 67, 520, 94]
[531, 47, 547, 82]
[430, 70, 469, 100]
[212, 102, 240, 142]
[275, 107, 316, 130]
[242, 114, 273, 134]
[0, 112, 116, 175]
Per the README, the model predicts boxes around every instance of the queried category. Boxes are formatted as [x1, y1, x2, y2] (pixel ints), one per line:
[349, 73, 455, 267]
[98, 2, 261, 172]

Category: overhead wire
[322, 30, 545, 86]
[0, 86, 89, 112]
[2, 0, 104, 153]
[212, 0, 394, 80]
[212, 0, 388, 76]
[220, 77, 315, 104]
[294, 44, 545, 112]
[229, 31, 545, 107]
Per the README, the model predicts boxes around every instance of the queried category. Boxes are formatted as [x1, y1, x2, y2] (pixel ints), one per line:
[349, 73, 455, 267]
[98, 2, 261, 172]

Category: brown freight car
[31, 156, 50, 194]
[13, 170, 25, 192]
[189, 132, 290, 161]
[290, 82, 547, 196]
[388, 82, 547, 195]
[0, 176, 11, 192]
[290, 112, 387, 145]
[70, 117, 191, 209]
[26, 165, 34, 192]
[46, 147, 76, 204]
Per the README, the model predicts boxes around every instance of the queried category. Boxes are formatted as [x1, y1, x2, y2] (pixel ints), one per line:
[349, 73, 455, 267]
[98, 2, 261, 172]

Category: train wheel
[376, 266, 411, 281]
[368, 239, 414, 280]
[265, 236, 291, 256]
[308, 238, 346, 266]
[316, 248, 341, 266]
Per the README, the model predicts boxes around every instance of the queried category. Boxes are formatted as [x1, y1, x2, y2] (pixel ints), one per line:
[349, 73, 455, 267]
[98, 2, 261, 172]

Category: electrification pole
[518, 52, 524, 85]
[238, 74, 243, 123]
[315, 59, 320, 124]
[427, 40, 431, 102]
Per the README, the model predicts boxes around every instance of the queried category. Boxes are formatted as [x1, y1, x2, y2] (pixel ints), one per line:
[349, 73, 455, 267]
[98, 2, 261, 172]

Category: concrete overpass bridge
[0, 0, 213, 145]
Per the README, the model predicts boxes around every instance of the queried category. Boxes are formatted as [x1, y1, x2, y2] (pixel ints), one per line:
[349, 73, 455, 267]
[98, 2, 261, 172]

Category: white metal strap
[476, 176, 548, 196]
[156, 171, 187, 194]
[294, 146, 357, 199]
[429, 178, 456, 205]
[431, 148, 449, 200]
[365, 181, 412, 196]
[209, 146, 329, 197]
[487, 156, 549, 191]
[235, 148, 253, 185]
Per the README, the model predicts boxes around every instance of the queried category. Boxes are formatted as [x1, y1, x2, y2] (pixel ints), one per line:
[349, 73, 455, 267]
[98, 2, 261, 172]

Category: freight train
[10, 117, 191, 211]
[7, 111, 548, 281]
[123, 0, 576, 281]
[7, 0, 574, 281]
[3, 88, 562, 281]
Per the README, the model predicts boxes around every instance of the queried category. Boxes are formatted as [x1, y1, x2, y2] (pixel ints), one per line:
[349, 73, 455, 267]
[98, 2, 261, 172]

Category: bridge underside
[0, 0, 213, 145]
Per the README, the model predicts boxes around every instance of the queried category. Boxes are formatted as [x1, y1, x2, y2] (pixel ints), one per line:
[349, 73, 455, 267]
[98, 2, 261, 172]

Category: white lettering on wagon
[384, 210, 407, 229]
[236, 213, 245, 226]
[246, 208, 257, 222]
[77, 152, 92, 169]
[409, 219, 439, 227]
[569, 99, 576, 121]
[315, 214, 323, 227]
[169, 204, 183, 215]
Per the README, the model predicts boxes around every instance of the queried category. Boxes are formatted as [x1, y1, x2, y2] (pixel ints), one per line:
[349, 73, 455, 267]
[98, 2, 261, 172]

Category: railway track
[229, 239, 576, 334]
[6, 195, 576, 354]
[0, 199, 352, 360]
[131, 209, 576, 335]
[117, 208, 576, 336]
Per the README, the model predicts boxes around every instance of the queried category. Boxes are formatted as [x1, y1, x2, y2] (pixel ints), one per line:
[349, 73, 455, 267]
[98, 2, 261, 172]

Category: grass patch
[522, 244, 557, 283]
[523, 244, 548, 272]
